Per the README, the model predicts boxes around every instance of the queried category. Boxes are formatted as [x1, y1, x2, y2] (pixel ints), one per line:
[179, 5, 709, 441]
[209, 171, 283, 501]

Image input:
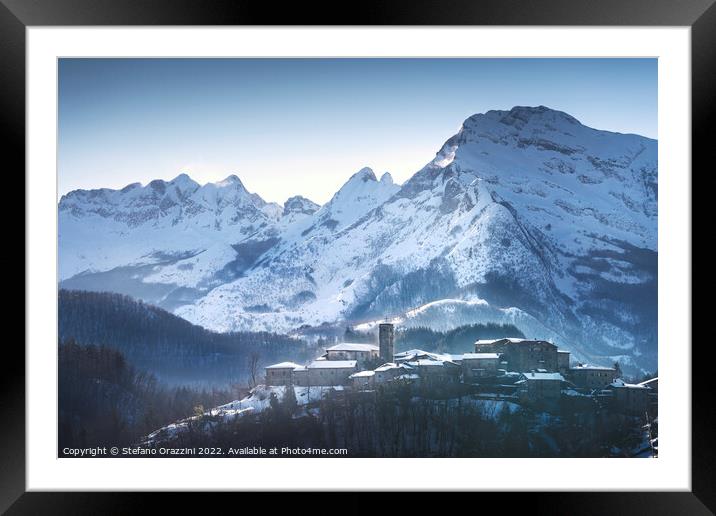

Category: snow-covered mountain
[59, 106, 657, 373]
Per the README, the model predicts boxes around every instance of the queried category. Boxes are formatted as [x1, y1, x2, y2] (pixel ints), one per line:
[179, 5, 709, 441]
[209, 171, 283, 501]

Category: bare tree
[249, 352, 261, 388]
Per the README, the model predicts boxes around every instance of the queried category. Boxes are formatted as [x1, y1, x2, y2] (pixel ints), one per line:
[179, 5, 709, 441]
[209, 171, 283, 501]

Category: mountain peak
[169, 173, 200, 193]
[380, 172, 394, 185]
[283, 195, 320, 216]
[462, 105, 582, 132]
[501, 105, 580, 126]
[170, 172, 195, 184]
[318, 166, 400, 230]
[120, 182, 142, 193]
[215, 174, 246, 189]
[509, 105, 552, 116]
[349, 167, 378, 183]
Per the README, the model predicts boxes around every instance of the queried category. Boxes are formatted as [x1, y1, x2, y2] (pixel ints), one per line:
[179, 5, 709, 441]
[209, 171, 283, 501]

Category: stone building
[407, 358, 461, 384]
[569, 364, 619, 389]
[474, 338, 558, 372]
[374, 362, 410, 384]
[265, 362, 302, 386]
[557, 350, 571, 373]
[516, 371, 565, 403]
[306, 360, 357, 386]
[349, 362, 416, 390]
[349, 370, 375, 390]
[638, 377, 659, 413]
[325, 342, 379, 365]
[292, 366, 308, 386]
[393, 349, 438, 364]
[607, 379, 652, 416]
[461, 352, 500, 380]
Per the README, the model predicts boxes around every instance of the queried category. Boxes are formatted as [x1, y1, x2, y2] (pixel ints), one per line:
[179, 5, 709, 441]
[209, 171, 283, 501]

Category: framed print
[4, 0, 712, 512]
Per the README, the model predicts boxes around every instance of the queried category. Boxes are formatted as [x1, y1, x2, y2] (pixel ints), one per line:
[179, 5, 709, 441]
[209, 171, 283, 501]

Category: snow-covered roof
[410, 359, 451, 367]
[475, 338, 555, 347]
[394, 349, 454, 363]
[571, 364, 616, 371]
[475, 338, 526, 345]
[394, 373, 420, 380]
[521, 372, 565, 381]
[308, 360, 357, 369]
[374, 362, 399, 372]
[500, 371, 523, 378]
[394, 348, 429, 357]
[609, 378, 648, 389]
[265, 361, 303, 370]
[350, 370, 375, 378]
[557, 350, 571, 354]
[638, 377, 658, 387]
[463, 352, 500, 360]
[327, 342, 379, 352]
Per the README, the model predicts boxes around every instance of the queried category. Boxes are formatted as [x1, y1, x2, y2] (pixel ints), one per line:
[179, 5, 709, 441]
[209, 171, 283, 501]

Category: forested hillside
[58, 289, 311, 386]
[396, 323, 526, 354]
[345, 322, 525, 354]
[59, 339, 240, 451]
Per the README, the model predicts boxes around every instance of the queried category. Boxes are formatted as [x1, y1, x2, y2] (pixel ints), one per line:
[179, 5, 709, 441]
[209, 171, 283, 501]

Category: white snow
[521, 372, 565, 381]
[60, 106, 657, 373]
[326, 343, 379, 352]
[350, 370, 375, 378]
[307, 360, 357, 369]
[463, 353, 500, 359]
[143, 384, 345, 445]
[265, 362, 304, 370]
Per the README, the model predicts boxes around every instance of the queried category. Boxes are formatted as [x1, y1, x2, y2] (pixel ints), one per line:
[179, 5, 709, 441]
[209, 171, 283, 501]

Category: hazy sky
[59, 58, 657, 205]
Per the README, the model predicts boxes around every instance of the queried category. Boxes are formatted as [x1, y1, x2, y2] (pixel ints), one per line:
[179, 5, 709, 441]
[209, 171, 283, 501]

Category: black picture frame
[3, 0, 711, 513]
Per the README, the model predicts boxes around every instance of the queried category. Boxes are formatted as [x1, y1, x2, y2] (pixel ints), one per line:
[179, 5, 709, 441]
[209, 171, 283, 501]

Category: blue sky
[59, 58, 657, 204]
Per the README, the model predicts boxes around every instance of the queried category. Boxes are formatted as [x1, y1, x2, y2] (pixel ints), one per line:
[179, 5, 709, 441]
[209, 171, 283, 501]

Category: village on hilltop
[142, 321, 658, 455]
[264, 323, 657, 417]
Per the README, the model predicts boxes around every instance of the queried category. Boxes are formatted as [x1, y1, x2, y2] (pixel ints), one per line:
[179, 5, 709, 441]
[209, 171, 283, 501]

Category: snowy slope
[59, 106, 658, 373]
[142, 384, 341, 446]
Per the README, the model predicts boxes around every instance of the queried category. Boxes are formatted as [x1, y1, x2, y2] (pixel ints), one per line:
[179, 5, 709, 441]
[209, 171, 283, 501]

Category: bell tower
[378, 322, 395, 363]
